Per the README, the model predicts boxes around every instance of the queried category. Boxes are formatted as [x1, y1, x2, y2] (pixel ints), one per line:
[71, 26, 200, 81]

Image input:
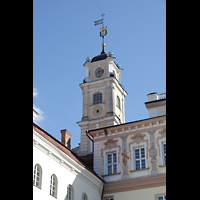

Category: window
[104, 197, 113, 200]
[33, 164, 42, 188]
[95, 67, 104, 78]
[162, 143, 166, 165]
[116, 96, 120, 109]
[50, 174, 57, 198]
[67, 185, 73, 200]
[157, 195, 166, 200]
[134, 147, 146, 170]
[82, 193, 87, 200]
[93, 93, 102, 104]
[107, 152, 117, 174]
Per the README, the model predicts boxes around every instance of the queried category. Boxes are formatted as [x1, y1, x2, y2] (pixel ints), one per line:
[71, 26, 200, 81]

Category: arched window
[50, 174, 58, 197]
[93, 92, 102, 105]
[117, 96, 121, 109]
[82, 193, 87, 200]
[33, 164, 42, 188]
[67, 185, 73, 200]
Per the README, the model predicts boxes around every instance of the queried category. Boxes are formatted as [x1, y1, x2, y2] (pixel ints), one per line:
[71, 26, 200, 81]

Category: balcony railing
[158, 93, 166, 100]
[147, 92, 166, 102]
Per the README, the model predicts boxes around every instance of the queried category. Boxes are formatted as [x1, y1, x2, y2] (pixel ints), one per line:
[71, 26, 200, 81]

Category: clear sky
[33, 0, 166, 149]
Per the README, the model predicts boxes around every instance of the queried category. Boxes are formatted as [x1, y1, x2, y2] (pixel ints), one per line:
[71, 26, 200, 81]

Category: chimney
[60, 129, 72, 149]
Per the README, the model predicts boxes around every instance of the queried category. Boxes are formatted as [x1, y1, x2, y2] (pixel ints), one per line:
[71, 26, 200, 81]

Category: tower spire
[94, 14, 107, 54]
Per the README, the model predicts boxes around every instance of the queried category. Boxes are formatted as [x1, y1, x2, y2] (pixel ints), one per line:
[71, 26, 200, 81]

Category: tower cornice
[79, 77, 127, 96]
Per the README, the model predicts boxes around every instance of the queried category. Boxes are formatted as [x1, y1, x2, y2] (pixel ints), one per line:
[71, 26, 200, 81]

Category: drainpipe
[101, 183, 105, 200]
[86, 130, 105, 199]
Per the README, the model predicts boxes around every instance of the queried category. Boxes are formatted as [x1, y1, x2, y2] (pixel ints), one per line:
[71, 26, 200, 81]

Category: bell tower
[77, 15, 127, 156]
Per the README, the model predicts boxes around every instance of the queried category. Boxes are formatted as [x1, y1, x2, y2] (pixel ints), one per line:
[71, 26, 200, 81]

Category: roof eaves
[88, 115, 166, 133]
[33, 122, 104, 183]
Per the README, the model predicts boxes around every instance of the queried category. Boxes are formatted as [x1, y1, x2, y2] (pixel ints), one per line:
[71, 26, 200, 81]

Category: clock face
[95, 67, 104, 78]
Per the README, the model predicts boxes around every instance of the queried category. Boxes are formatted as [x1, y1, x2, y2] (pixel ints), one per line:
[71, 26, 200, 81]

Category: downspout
[86, 130, 105, 199]
[86, 130, 94, 152]
[101, 183, 105, 200]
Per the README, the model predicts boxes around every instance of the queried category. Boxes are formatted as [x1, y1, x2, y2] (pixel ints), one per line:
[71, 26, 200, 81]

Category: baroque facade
[33, 48, 166, 199]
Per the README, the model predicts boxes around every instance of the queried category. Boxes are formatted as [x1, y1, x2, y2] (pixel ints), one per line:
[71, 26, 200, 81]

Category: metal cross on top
[94, 13, 107, 54]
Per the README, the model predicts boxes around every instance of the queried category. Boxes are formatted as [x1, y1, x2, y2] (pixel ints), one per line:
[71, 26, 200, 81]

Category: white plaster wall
[149, 106, 166, 118]
[104, 186, 166, 200]
[33, 140, 102, 200]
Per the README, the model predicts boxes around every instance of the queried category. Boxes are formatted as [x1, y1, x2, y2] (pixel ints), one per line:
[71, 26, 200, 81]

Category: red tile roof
[33, 122, 104, 182]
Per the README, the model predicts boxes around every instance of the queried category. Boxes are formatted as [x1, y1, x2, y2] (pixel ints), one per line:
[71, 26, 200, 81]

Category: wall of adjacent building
[33, 128, 103, 200]
[93, 117, 166, 181]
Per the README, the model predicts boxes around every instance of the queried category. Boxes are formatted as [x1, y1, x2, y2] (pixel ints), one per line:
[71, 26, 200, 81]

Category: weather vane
[94, 13, 107, 54]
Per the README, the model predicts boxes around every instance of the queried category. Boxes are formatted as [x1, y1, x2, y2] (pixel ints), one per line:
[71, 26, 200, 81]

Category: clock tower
[77, 16, 127, 156]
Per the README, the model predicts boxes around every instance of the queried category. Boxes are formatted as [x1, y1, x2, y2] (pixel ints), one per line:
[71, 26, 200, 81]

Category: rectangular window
[93, 93, 102, 104]
[104, 197, 113, 200]
[157, 195, 166, 200]
[162, 143, 166, 165]
[107, 152, 117, 174]
[134, 147, 146, 170]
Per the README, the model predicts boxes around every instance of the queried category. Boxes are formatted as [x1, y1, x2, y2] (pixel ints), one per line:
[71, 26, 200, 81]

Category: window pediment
[104, 139, 118, 150]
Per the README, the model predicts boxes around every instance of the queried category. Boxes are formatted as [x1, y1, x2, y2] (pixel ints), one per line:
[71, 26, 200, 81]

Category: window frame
[50, 174, 58, 198]
[155, 193, 166, 200]
[134, 147, 146, 170]
[104, 197, 114, 200]
[82, 193, 88, 200]
[162, 142, 166, 165]
[107, 152, 117, 175]
[94, 66, 105, 78]
[116, 96, 121, 109]
[130, 142, 148, 171]
[67, 184, 73, 200]
[103, 148, 119, 175]
[159, 138, 166, 166]
[33, 164, 42, 189]
[93, 92, 103, 105]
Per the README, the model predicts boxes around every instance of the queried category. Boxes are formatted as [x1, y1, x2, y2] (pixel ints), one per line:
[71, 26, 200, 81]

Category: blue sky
[33, 0, 166, 149]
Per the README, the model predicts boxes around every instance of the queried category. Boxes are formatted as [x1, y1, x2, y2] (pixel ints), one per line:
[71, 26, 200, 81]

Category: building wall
[91, 115, 166, 182]
[78, 59, 127, 156]
[149, 106, 166, 118]
[90, 115, 166, 199]
[104, 186, 166, 200]
[33, 128, 103, 200]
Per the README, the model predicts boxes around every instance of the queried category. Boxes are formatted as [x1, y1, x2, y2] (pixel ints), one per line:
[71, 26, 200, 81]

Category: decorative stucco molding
[101, 138, 121, 163]
[128, 133, 149, 158]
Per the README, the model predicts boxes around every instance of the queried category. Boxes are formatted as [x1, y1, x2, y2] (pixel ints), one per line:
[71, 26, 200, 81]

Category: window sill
[33, 184, 41, 189]
[159, 165, 166, 168]
[102, 172, 121, 177]
[49, 194, 57, 199]
[90, 102, 105, 106]
[129, 167, 149, 173]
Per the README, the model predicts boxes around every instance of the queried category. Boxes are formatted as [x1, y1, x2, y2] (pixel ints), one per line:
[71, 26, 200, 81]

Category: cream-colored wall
[79, 57, 126, 156]
[93, 122, 166, 180]
[81, 80, 125, 124]
[104, 186, 166, 200]
[90, 62, 108, 81]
